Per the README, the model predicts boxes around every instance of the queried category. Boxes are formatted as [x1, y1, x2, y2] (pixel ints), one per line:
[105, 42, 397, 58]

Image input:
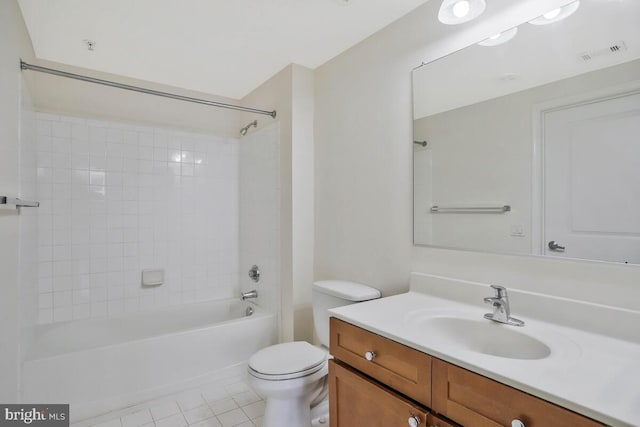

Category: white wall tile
[38, 293, 53, 309]
[51, 137, 71, 154]
[73, 304, 91, 320]
[37, 120, 52, 136]
[36, 113, 240, 323]
[38, 309, 53, 324]
[107, 300, 124, 316]
[37, 135, 51, 152]
[91, 301, 108, 317]
[52, 122, 71, 138]
[53, 306, 73, 322]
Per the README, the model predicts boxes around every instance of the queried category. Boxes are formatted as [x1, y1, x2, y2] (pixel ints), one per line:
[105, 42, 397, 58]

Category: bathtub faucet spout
[241, 290, 258, 300]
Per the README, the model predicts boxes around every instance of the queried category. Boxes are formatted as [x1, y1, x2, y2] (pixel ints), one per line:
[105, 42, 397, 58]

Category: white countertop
[329, 273, 640, 427]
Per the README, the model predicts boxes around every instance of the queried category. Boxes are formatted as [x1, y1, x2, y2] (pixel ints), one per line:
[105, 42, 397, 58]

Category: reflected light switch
[510, 224, 525, 237]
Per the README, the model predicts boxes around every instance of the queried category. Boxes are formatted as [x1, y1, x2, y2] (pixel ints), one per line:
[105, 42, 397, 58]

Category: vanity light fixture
[438, 0, 486, 25]
[529, 0, 580, 25]
[477, 27, 518, 47]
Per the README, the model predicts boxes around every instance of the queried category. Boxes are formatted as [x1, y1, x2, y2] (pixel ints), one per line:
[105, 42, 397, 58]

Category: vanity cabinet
[329, 360, 429, 426]
[329, 318, 604, 427]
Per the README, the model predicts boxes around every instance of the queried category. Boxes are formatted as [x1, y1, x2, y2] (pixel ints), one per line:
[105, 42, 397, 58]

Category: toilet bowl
[248, 342, 329, 427]
[247, 280, 381, 427]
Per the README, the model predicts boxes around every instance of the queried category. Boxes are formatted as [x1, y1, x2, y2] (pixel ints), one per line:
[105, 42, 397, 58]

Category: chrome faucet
[483, 285, 524, 327]
[241, 290, 258, 300]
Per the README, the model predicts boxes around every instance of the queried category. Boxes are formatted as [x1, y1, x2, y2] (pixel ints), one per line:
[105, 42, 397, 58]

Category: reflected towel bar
[430, 205, 510, 213]
[0, 197, 40, 208]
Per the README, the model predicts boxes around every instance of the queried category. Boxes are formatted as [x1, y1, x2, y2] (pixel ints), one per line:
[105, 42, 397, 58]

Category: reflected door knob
[364, 351, 376, 361]
[408, 415, 421, 427]
[511, 420, 525, 427]
[548, 241, 566, 252]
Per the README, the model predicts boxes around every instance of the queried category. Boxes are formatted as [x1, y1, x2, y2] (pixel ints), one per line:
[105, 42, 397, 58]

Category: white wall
[291, 67, 315, 342]
[19, 72, 38, 367]
[34, 113, 240, 324]
[0, 0, 35, 402]
[315, 0, 640, 312]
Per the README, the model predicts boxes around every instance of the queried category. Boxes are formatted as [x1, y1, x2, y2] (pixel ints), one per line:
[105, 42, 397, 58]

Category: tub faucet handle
[248, 265, 260, 283]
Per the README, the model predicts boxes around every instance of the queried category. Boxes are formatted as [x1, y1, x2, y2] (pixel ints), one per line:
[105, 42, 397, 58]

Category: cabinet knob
[408, 415, 421, 427]
[364, 351, 376, 361]
[511, 420, 525, 427]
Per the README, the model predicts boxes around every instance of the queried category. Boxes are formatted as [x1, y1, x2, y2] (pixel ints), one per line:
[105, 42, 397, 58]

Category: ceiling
[18, 0, 430, 99]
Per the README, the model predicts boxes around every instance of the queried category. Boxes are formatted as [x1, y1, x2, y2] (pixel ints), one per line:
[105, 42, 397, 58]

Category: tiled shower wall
[239, 123, 280, 326]
[36, 114, 239, 323]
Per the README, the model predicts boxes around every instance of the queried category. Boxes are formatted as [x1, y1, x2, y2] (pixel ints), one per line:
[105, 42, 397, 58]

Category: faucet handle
[490, 284, 507, 298]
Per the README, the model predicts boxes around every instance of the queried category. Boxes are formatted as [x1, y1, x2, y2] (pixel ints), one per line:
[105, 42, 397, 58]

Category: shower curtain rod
[20, 60, 277, 118]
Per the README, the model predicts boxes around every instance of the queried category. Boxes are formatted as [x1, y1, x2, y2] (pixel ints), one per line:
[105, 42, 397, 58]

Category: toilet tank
[312, 280, 381, 348]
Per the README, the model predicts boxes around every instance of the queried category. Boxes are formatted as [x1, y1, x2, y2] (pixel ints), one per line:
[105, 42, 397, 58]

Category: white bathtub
[21, 299, 277, 421]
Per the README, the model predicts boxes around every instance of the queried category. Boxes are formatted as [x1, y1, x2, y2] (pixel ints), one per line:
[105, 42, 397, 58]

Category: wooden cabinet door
[329, 360, 428, 427]
[330, 318, 432, 407]
[432, 359, 604, 427]
[427, 414, 460, 427]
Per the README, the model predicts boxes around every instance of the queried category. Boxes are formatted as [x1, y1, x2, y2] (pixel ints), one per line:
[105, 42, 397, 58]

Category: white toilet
[247, 280, 381, 427]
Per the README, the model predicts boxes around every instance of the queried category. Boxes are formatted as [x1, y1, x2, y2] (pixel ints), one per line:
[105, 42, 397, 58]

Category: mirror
[413, 0, 640, 265]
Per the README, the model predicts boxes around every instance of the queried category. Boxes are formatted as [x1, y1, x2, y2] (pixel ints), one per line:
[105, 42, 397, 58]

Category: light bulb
[438, 0, 486, 25]
[543, 8, 561, 19]
[452, 0, 470, 18]
[529, 1, 580, 26]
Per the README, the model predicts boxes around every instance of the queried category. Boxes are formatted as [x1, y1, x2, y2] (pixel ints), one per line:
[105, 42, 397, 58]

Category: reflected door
[543, 91, 640, 263]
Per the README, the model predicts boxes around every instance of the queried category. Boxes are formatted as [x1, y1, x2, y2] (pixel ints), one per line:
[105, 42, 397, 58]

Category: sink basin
[418, 316, 551, 360]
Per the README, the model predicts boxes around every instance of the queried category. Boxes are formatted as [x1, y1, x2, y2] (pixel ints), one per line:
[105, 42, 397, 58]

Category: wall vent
[578, 41, 628, 62]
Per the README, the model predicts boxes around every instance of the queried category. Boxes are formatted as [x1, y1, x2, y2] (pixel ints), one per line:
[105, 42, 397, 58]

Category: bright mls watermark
[0, 405, 69, 427]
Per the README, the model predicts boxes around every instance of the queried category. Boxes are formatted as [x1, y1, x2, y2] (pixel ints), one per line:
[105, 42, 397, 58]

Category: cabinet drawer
[432, 359, 604, 427]
[329, 360, 428, 427]
[330, 318, 431, 406]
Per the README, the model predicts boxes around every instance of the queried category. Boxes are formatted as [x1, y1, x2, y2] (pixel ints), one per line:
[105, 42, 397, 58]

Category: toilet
[247, 280, 381, 427]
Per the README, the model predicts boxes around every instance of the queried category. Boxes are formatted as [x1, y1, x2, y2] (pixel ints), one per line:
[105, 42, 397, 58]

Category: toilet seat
[248, 342, 327, 381]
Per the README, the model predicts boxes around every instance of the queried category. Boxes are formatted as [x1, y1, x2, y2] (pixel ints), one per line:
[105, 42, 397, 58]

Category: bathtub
[21, 299, 277, 421]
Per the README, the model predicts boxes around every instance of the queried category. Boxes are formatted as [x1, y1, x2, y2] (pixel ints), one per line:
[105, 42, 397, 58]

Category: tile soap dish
[141, 269, 164, 286]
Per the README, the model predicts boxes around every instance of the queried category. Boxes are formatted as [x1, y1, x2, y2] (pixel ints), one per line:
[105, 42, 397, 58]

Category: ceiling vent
[578, 41, 628, 62]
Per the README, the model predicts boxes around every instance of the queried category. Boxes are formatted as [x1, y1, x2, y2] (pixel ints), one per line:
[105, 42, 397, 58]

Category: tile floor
[73, 373, 264, 427]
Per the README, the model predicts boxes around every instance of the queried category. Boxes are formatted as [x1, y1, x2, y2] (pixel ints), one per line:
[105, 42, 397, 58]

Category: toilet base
[248, 363, 328, 427]
[310, 399, 329, 426]
[262, 397, 329, 427]
[262, 396, 312, 427]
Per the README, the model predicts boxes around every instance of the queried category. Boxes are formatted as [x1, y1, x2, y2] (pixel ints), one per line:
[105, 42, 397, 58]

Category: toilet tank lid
[313, 280, 381, 301]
